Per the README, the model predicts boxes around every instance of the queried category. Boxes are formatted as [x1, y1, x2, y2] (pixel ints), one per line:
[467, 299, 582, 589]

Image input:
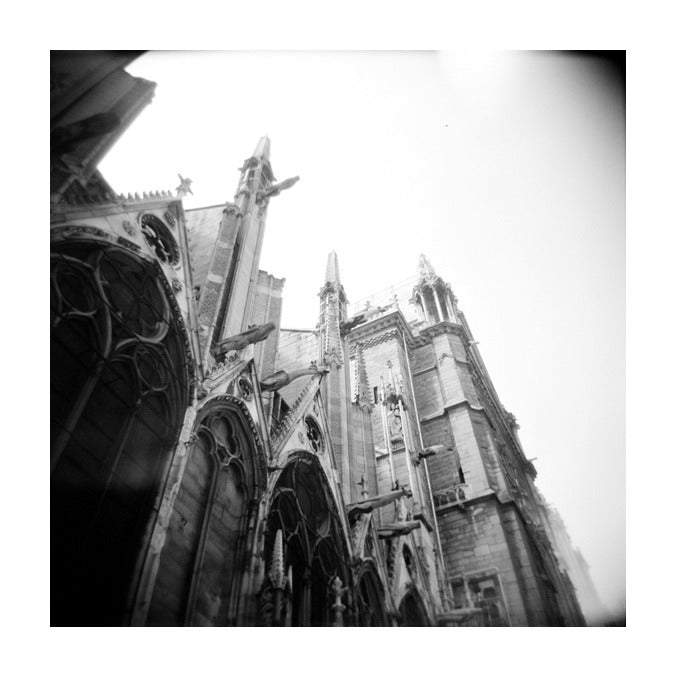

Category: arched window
[355, 567, 388, 626]
[403, 545, 417, 580]
[436, 284, 451, 321]
[146, 399, 263, 626]
[140, 213, 179, 265]
[304, 416, 323, 453]
[399, 588, 430, 627]
[50, 238, 190, 626]
[422, 287, 439, 324]
[263, 453, 351, 626]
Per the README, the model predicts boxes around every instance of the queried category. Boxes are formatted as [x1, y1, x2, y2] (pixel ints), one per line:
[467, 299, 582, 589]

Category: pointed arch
[399, 586, 431, 627]
[354, 562, 388, 627]
[50, 236, 192, 626]
[147, 395, 267, 626]
[263, 452, 352, 626]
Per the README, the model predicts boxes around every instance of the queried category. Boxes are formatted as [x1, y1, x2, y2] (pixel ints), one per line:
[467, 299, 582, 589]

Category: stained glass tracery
[50, 239, 190, 626]
[264, 454, 351, 626]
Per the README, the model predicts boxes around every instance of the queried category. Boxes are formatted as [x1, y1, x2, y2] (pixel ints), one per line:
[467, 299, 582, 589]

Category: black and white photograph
[49, 49, 626, 632]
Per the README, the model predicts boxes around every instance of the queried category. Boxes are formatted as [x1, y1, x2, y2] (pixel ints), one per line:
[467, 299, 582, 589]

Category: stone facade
[50, 52, 594, 627]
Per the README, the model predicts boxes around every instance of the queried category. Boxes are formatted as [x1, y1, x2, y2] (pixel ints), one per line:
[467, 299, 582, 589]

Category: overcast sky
[99, 50, 625, 616]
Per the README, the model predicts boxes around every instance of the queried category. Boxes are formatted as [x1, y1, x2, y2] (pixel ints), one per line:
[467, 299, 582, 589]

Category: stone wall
[250, 270, 285, 379]
[437, 498, 531, 626]
[185, 203, 227, 288]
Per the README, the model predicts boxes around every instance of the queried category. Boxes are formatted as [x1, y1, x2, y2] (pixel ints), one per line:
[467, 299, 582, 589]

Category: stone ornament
[256, 175, 300, 205]
[171, 277, 183, 292]
[238, 377, 253, 401]
[175, 173, 193, 199]
[139, 213, 180, 265]
[259, 363, 329, 392]
[212, 322, 275, 362]
[164, 210, 176, 228]
[122, 220, 137, 237]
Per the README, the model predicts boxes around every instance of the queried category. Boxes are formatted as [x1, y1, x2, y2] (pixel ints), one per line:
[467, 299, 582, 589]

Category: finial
[330, 577, 347, 627]
[269, 529, 286, 591]
[357, 474, 369, 499]
[418, 253, 438, 281]
[253, 135, 271, 160]
[324, 250, 341, 285]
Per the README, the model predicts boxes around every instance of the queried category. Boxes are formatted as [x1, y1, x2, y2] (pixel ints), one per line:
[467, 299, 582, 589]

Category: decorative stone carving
[269, 529, 286, 591]
[164, 210, 176, 228]
[211, 322, 275, 362]
[140, 214, 179, 265]
[330, 577, 347, 627]
[175, 173, 193, 199]
[256, 175, 300, 204]
[171, 277, 183, 292]
[304, 416, 322, 453]
[51, 224, 113, 243]
[116, 236, 141, 253]
[122, 220, 137, 237]
[357, 474, 369, 499]
[237, 377, 253, 401]
[433, 484, 467, 508]
[260, 363, 329, 392]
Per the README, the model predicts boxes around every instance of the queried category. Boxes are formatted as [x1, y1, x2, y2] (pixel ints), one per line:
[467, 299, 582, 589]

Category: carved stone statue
[260, 363, 329, 392]
[211, 322, 275, 361]
[175, 173, 194, 198]
[257, 176, 300, 203]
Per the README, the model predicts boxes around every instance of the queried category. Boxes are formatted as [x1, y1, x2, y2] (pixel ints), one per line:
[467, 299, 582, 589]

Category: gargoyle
[418, 444, 448, 458]
[340, 300, 394, 334]
[376, 521, 421, 539]
[257, 176, 300, 203]
[211, 322, 275, 361]
[260, 363, 329, 392]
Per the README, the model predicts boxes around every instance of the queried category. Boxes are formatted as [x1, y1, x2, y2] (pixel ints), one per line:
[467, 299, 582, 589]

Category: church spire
[318, 250, 354, 501]
[319, 251, 347, 366]
[325, 250, 341, 285]
[253, 135, 271, 161]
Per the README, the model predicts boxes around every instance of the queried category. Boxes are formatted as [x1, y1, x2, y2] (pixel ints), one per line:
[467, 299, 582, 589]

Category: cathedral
[50, 51, 600, 627]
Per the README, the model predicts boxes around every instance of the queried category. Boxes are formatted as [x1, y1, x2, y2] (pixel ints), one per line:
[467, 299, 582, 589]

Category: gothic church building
[50, 52, 597, 627]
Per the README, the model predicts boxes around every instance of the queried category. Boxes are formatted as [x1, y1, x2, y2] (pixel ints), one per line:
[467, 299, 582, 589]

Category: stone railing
[433, 483, 468, 508]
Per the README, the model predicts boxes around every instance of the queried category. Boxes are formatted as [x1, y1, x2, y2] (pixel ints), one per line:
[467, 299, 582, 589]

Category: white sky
[99, 50, 625, 616]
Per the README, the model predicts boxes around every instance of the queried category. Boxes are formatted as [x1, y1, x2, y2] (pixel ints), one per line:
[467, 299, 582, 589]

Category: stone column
[432, 286, 445, 323]
[419, 288, 432, 323]
[445, 288, 457, 322]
